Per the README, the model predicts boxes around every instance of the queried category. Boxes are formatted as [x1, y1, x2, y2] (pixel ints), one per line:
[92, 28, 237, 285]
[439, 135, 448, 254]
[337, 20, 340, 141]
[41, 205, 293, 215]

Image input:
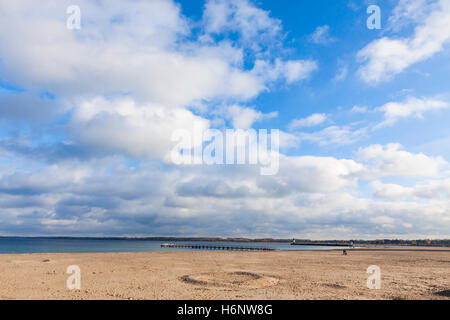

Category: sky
[0, 0, 449, 239]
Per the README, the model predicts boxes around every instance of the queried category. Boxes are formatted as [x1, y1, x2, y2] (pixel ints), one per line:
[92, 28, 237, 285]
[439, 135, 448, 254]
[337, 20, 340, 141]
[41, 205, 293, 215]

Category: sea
[0, 237, 350, 254]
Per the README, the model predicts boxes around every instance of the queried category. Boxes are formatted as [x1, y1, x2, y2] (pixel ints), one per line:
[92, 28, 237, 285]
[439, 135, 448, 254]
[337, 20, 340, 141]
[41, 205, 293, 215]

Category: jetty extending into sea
[161, 243, 274, 251]
[290, 239, 354, 247]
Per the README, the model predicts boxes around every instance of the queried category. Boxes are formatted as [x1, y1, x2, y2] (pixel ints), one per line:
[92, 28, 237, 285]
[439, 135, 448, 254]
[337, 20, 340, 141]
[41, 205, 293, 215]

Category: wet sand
[0, 249, 448, 300]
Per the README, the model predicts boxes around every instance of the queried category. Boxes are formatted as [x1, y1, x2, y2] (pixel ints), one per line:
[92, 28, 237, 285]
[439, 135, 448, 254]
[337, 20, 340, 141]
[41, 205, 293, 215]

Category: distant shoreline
[0, 236, 449, 247]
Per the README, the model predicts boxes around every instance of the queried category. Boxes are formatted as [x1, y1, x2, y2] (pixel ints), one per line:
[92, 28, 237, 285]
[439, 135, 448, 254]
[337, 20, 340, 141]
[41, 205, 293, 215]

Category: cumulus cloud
[376, 96, 449, 127]
[372, 178, 450, 201]
[277, 155, 364, 193]
[0, 0, 314, 108]
[412, 179, 450, 199]
[171, 154, 365, 198]
[387, 0, 438, 32]
[283, 60, 318, 83]
[251, 59, 318, 85]
[0, 162, 90, 196]
[357, 143, 447, 177]
[68, 97, 209, 160]
[358, 0, 450, 83]
[1, 144, 450, 238]
[288, 113, 327, 130]
[371, 181, 414, 200]
[0, 1, 318, 164]
[221, 105, 278, 129]
[202, 0, 282, 52]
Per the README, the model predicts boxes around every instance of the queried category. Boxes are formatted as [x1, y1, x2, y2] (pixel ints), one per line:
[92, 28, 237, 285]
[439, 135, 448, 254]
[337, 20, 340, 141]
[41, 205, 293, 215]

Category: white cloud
[309, 25, 336, 44]
[278, 131, 301, 148]
[351, 105, 368, 113]
[376, 96, 449, 127]
[334, 64, 348, 81]
[298, 125, 367, 146]
[68, 97, 209, 160]
[0, 0, 315, 108]
[388, 0, 438, 32]
[358, 143, 447, 177]
[277, 155, 364, 193]
[283, 60, 318, 83]
[372, 178, 450, 200]
[251, 59, 318, 85]
[0, 162, 91, 195]
[371, 181, 414, 200]
[222, 105, 278, 129]
[202, 0, 282, 53]
[412, 178, 450, 198]
[358, 0, 450, 83]
[288, 113, 327, 130]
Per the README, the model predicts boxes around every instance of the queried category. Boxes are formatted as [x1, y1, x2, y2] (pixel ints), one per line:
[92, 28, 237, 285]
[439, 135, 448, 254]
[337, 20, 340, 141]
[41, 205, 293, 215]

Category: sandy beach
[0, 249, 448, 300]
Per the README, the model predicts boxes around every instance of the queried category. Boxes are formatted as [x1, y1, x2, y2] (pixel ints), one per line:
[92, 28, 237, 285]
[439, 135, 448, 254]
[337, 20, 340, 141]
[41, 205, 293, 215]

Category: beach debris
[434, 289, 450, 297]
[180, 275, 207, 286]
[322, 283, 347, 289]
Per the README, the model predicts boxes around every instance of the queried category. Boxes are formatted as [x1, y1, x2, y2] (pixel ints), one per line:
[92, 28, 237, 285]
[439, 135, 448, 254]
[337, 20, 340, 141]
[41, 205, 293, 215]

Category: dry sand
[0, 249, 449, 300]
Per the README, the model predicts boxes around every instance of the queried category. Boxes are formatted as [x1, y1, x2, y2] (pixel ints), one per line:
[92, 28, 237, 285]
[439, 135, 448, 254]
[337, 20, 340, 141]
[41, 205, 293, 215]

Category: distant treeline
[0, 236, 448, 246]
[292, 238, 450, 247]
[349, 239, 450, 247]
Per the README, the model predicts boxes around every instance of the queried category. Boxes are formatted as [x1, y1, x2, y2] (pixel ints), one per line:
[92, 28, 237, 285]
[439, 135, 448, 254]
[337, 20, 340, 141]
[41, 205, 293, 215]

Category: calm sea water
[0, 237, 348, 254]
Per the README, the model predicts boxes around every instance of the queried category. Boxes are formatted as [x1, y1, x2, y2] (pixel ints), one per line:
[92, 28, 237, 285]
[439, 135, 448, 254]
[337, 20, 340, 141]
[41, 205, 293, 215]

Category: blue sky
[0, 0, 449, 239]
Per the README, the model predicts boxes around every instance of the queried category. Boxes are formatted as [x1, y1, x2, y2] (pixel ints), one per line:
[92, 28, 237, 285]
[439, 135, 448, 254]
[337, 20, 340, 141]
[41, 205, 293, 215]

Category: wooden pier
[160, 243, 274, 251]
[291, 240, 354, 247]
